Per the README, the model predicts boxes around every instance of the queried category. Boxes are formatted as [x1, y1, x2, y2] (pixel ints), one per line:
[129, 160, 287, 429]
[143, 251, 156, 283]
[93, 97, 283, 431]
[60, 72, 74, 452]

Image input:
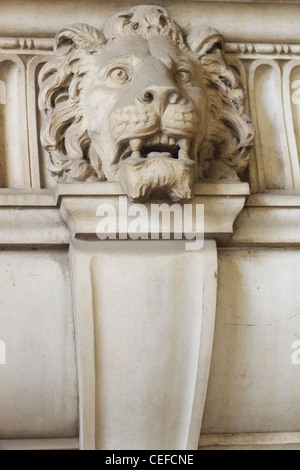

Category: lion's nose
[142, 91, 154, 104]
[140, 88, 182, 106]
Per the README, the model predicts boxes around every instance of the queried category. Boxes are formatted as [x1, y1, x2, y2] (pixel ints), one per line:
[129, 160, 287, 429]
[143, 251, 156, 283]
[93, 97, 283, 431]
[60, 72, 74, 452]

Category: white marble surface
[0, 249, 78, 438]
[201, 248, 300, 434]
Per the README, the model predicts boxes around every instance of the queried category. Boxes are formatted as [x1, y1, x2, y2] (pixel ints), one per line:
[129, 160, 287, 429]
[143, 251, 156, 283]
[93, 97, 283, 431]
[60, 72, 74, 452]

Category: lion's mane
[38, 5, 254, 182]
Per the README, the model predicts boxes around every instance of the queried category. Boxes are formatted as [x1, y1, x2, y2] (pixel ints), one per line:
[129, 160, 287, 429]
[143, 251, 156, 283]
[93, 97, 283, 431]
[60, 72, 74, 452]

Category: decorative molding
[231, 193, 300, 245]
[248, 60, 292, 191]
[282, 60, 300, 189]
[246, 193, 300, 207]
[0, 189, 55, 206]
[199, 432, 300, 450]
[2, 188, 300, 247]
[0, 208, 70, 245]
[0, 54, 31, 188]
[2, 36, 300, 59]
[26, 55, 50, 188]
[0, 37, 54, 55]
[225, 42, 300, 58]
[0, 438, 79, 451]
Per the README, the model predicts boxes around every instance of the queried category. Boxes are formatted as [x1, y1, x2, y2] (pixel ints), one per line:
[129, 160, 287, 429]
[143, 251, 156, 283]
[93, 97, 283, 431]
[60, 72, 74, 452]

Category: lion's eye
[175, 69, 192, 84]
[108, 67, 130, 84]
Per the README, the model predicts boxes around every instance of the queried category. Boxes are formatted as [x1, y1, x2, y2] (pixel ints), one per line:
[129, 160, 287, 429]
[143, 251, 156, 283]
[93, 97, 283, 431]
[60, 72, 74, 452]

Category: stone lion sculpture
[38, 5, 254, 201]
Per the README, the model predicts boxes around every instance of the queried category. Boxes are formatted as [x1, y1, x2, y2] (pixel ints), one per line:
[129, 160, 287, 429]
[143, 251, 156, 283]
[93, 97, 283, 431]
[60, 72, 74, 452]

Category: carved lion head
[39, 5, 254, 201]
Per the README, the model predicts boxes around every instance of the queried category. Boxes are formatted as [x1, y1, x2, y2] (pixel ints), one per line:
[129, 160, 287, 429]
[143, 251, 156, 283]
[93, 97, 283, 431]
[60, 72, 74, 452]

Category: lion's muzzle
[111, 103, 199, 147]
[110, 103, 200, 170]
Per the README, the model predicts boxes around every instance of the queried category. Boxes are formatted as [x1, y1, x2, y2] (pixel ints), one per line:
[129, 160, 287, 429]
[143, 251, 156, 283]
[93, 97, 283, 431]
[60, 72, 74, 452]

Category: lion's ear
[186, 27, 224, 58]
[55, 23, 106, 55]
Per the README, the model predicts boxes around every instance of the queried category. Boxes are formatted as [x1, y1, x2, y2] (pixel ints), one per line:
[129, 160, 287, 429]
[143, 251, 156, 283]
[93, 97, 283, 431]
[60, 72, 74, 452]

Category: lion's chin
[117, 157, 196, 202]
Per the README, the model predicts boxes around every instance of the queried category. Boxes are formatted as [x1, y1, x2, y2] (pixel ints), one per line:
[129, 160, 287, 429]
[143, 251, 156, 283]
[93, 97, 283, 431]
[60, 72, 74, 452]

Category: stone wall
[0, 0, 300, 451]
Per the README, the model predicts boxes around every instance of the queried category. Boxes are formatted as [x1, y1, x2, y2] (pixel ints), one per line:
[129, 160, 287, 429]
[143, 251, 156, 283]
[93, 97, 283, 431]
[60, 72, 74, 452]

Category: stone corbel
[57, 181, 249, 450]
[56, 182, 249, 244]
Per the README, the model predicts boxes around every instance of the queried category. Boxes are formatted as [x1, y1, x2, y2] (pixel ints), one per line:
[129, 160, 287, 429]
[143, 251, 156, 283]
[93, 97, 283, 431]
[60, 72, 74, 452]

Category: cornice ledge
[232, 193, 300, 245]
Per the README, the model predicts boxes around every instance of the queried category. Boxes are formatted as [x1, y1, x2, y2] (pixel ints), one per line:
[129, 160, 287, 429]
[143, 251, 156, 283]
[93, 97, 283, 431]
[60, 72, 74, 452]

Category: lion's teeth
[179, 149, 189, 159]
[160, 134, 169, 145]
[145, 134, 159, 145]
[131, 151, 141, 159]
[179, 138, 190, 152]
[169, 137, 175, 145]
[129, 138, 142, 151]
[179, 139, 190, 160]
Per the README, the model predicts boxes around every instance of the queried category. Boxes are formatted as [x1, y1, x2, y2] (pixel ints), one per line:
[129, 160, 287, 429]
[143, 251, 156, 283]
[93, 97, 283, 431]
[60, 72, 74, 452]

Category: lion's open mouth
[117, 132, 192, 163]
